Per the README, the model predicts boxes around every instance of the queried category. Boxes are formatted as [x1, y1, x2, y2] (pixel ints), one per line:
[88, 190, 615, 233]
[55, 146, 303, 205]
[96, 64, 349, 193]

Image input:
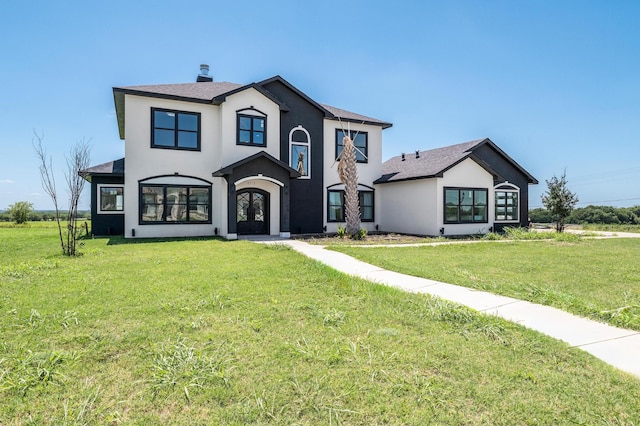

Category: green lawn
[332, 238, 640, 331]
[1, 224, 640, 424]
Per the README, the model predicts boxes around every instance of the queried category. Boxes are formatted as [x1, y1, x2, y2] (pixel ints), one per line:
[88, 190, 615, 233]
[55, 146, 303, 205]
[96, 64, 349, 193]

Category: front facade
[82, 70, 391, 239]
[82, 69, 537, 239]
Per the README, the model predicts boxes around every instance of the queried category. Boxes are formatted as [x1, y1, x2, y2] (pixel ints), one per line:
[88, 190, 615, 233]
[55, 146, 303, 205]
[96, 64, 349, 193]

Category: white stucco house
[81, 66, 537, 239]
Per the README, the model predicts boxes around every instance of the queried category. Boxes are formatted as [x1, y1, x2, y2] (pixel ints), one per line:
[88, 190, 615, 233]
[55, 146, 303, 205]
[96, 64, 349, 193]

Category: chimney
[401, 153, 406, 161]
[415, 150, 420, 159]
[197, 64, 213, 82]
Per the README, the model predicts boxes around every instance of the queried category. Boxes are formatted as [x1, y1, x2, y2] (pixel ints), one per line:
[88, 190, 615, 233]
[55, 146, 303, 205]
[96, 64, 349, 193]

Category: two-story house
[81, 66, 537, 239]
[81, 66, 391, 239]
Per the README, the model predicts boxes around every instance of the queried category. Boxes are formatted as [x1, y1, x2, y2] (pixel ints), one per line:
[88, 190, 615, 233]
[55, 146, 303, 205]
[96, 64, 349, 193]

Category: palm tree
[337, 134, 361, 237]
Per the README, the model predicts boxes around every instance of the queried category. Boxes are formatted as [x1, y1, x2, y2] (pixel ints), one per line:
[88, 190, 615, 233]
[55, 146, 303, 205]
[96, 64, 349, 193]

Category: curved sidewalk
[279, 239, 640, 379]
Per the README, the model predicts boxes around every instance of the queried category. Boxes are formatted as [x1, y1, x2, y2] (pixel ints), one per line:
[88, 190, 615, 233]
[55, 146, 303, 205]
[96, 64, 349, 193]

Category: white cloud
[0, 179, 15, 184]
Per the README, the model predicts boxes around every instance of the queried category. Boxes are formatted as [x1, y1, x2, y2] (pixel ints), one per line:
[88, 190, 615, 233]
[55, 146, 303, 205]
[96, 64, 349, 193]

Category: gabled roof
[212, 151, 301, 178]
[112, 75, 392, 139]
[80, 158, 125, 181]
[375, 138, 537, 184]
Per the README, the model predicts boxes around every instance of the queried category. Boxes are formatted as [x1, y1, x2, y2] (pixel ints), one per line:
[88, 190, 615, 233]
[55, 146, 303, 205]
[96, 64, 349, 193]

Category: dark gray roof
[112, 76, 392, 139]
[375, 138, 537, 184]
[113, 81, 244, 102]
[212, 151, 300, 178]
[320, 104, 392, 129]
[81, 158, 125, 176]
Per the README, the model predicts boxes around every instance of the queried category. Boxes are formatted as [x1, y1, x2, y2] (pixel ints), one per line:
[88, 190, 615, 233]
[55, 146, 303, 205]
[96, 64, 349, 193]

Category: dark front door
[236, 189, 269, 235]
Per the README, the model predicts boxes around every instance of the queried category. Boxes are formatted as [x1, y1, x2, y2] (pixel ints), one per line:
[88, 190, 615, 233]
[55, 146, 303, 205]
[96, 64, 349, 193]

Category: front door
[236, 189, 269, 235]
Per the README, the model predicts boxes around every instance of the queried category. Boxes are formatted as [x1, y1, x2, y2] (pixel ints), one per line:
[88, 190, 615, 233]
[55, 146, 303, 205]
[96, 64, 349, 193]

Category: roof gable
[375, 138, 537, 184]
[212, 151, 300, 178]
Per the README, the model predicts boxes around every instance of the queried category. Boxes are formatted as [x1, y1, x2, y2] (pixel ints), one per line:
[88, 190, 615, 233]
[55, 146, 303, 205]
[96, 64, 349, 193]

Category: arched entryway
[236, 189, 269, 235]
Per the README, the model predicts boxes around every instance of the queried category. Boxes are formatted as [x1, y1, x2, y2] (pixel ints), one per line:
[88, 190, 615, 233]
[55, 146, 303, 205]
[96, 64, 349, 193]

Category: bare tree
[33, 131, 91, 256]
[337, 133, 361, 238]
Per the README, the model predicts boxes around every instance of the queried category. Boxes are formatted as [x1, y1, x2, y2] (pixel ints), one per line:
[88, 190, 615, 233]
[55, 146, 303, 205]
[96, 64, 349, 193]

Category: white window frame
[289, 125, 311, 179]
[494, 182, 520, 223]
[97, 184, 124, 215]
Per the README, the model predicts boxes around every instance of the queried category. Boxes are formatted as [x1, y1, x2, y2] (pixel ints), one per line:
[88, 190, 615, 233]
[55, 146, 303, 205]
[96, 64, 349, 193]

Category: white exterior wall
[123, 89, 280, 239]
[437, 158, 494, 236]
[377, 179, 438, 235]
[377, 158, 495, 236]
[124, 95, 221, 238]
[322, 120, 383, 233]
[219, 88, 281, 166]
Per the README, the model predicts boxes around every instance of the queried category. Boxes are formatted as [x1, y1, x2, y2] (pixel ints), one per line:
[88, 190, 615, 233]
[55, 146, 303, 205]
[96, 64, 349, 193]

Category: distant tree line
[0, 210, 90, 222]
[530, 205, 640, 225]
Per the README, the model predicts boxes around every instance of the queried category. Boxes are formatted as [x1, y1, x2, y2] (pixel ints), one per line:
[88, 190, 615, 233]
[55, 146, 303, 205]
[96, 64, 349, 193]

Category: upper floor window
[495, 183, 519, 222]
[336, 129, 368, 163]
[152, 108, 201, 150]
[237, 113, 266, 146]
[289, 126, 311, 178]
[444, 187, 488, 224]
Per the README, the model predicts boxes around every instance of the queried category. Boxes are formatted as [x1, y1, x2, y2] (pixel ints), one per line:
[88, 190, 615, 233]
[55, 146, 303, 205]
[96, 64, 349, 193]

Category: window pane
[474, 190, 487, 206]
[237, 192, 249, 221]
[141, 186, 164, 222]
[474, 206, 487, 221]
[445, 206, 458, 222]
[154, 111, 175, 129]
[328, 191, 344, 221]
[460, 190, 473, 205]
[239, 130, 251, 143]
[445, 190, 459, 206]
[460, 205, 473, 221]
[154, 129, 175, 146]
[291, 129, 308, 143]
[360, 192, 373, 221]
[252, 131, 264, 145]
[100, 187, 123, 211]
[177, 131, 198, 148]
[239, 116, 252, 130]
[353, 133, 366, 148]
[291, 144, 308, 176]
[253, 117, 264, 130]
[178, 113, 198, 131]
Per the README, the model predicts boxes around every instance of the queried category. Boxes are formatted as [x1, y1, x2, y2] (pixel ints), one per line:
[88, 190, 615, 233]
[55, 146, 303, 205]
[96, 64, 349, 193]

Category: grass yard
[1, 224, 640, 424]
[332, 238, 640, 331]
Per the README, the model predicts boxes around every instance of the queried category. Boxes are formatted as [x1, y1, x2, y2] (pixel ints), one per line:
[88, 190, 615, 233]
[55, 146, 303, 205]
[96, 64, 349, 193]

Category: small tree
[541, 170, 579, 232]
[33, 131, 91, 256]
[7, 201, 33, 224]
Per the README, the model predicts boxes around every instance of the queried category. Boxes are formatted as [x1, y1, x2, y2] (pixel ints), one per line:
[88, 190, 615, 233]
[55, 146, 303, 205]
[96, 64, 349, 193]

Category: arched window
[494, 182, 520, 222]
[289, 125, 311, 178]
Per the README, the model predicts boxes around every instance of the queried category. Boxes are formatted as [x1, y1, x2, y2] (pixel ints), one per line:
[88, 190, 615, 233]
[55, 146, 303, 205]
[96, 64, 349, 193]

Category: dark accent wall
[260, 80, 325, 234]
[90, 176, 125, 236]
[223, 156, 293, 235]
[473, 145, 532, 230]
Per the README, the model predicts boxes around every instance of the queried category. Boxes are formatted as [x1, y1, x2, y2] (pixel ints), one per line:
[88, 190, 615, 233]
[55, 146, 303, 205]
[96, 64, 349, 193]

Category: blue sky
[1, 0, 639, 210]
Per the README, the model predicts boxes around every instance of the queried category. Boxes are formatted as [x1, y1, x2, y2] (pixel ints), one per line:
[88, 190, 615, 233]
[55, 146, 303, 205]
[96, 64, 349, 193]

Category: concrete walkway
[270, 239, 640, 379]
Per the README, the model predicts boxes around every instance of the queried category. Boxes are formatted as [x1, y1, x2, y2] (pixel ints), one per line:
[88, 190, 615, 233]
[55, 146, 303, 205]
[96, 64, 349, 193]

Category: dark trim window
[151, 108, 201, 150]
[99, 186, 123, 212]
[327, 189, 374, 222]
[495, 190, 519, 221]
[237, 114, 266, 146]
[336, 129, 368, 163]
[140, 184, 211, 224]
[444, 187, 488, 223]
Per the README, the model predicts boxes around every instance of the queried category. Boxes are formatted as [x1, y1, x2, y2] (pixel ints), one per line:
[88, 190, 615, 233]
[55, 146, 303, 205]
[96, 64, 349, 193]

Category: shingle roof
[112, 76, 392, 140]
[375, 139, 487, 184]
[81, 158, 125, 176]
[80, 158, 125, 181]
[320, 104, 392, 129]
[113, 81, 244, 102]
